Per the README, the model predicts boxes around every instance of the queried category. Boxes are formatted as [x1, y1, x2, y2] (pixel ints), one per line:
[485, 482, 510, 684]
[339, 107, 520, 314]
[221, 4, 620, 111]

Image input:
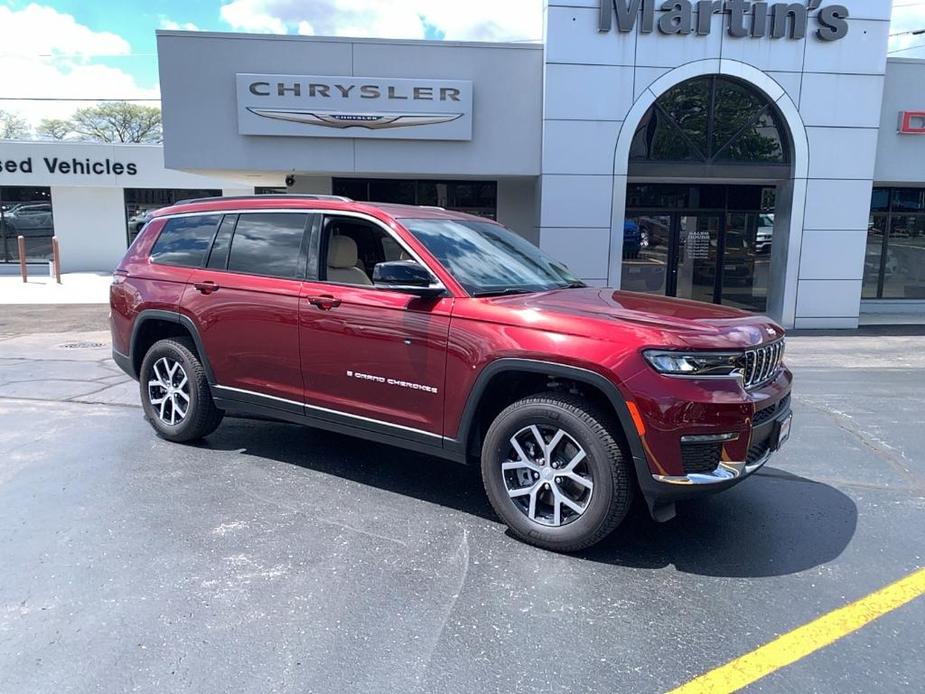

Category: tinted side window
[227, 213, 308, 279]
[149, 215, 221, 267]
[207, 214, 237, 269]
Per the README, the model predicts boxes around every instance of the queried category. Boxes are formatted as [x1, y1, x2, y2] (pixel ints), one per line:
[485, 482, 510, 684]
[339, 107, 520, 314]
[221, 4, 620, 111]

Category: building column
[50, 186, 127, 273]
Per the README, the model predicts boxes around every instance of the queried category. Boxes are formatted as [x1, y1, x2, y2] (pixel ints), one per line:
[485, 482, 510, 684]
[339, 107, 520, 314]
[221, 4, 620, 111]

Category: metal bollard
[18, 235, 26, 282]
[52, 236, 62, 284]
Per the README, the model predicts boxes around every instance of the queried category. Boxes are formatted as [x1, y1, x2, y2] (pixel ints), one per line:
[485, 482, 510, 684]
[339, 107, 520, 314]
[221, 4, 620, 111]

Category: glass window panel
[0, 186, 54, 263]
[630, 109, 701, 161]
[870, 188, 890, 212]
[368, 179, 416, 204]
[207, 215, 237, 270]
[332, 179, 370, 201]
[626, 184, 689, 209]
[621, 215, 671, 295]
[676, 214, 720, 304]
[891, 188, 925, 212]
[656, 78, 710, 156]
[715, 110, 785, 163]
[711, 78, 769, 155]
[881, 215, 925, 299]
[863, 215, 887, 299]
[227, 213, 307, 279]
[150, 215, 221, 267]
[721, 212, 769, 312]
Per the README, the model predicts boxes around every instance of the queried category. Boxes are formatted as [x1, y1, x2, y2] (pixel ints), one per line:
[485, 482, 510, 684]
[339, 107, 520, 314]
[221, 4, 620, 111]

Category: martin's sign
[599, 0, 849, 41]
[236, 74, 473, 141]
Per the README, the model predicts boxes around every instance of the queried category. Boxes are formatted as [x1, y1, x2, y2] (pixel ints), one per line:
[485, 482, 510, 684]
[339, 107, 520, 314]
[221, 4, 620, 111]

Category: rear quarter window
[149, 215, 221, 267]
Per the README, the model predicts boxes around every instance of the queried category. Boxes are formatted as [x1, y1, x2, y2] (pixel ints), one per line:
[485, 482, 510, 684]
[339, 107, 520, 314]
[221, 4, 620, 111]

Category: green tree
[70, 102, 162, 143]
[0, 110, 31, 140]
[37, 118, 72, 141]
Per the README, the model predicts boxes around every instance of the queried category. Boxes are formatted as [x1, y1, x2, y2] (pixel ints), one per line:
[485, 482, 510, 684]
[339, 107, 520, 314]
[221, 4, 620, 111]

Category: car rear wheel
[481, 393, 634, 552]
[139, 337, 223, 442]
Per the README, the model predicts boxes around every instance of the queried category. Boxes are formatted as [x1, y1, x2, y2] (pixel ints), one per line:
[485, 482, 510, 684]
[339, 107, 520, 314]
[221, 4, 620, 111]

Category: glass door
[674, 214, 721, 303]
[621, 214, 672, 295]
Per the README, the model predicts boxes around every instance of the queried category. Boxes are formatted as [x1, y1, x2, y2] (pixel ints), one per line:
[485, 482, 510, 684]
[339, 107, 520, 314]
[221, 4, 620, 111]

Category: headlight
[643, 350, 743, 377]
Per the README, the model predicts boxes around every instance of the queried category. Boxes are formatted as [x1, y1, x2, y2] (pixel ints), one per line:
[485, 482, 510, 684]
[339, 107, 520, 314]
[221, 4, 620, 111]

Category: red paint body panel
[115, 197, 794, 500]
[299, 280, 452, 434]
[182, 267, 303, 403]
[110, 218, 195, 357]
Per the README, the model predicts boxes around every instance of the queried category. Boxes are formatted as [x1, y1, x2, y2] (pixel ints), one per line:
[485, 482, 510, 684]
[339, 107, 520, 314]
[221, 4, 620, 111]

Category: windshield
[402, 218, 581, 296]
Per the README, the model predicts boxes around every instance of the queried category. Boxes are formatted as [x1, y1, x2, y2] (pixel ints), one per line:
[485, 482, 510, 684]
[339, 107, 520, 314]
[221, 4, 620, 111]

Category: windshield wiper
[471, 288, 537, 298]
[561, 281, 587, 289]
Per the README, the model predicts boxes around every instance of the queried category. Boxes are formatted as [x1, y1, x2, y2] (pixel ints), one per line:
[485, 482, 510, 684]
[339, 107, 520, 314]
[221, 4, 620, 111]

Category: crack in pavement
[797, 396, 925, 491]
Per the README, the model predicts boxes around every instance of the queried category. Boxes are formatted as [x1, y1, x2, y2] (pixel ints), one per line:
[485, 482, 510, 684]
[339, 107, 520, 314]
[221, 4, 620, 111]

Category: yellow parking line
[668, 567, 925, 694]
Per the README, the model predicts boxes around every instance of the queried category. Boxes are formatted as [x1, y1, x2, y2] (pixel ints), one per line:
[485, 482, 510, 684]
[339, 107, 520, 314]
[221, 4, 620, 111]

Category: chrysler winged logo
[246, 107, 463, 131]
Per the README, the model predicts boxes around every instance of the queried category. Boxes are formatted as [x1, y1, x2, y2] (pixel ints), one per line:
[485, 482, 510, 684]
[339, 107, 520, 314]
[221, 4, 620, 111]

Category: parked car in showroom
[111, 195, 792, 552]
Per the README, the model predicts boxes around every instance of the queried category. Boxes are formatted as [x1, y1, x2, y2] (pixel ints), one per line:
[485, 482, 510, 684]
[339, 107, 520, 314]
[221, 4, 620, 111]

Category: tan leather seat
[327, 235, 372, 285]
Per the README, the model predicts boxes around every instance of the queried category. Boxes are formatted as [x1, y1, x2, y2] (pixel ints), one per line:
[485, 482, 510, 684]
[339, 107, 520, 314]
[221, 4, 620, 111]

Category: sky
[1, 0, 923, 129]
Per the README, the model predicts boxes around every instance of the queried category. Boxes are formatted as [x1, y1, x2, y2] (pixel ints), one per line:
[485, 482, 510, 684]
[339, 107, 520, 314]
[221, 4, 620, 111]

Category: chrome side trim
[651, 449, 772, 486]
[213, 384, 443, 440]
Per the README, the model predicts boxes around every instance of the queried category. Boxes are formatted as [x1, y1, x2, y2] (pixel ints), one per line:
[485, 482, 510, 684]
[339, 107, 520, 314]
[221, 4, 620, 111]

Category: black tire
[139, 337, 223, 443]
[481, 393, 634, 552]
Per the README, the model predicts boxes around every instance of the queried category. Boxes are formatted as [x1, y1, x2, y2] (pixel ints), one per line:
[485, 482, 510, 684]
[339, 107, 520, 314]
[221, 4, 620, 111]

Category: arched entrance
[621, 75, 789, 312]
[610, 62, 809, 324]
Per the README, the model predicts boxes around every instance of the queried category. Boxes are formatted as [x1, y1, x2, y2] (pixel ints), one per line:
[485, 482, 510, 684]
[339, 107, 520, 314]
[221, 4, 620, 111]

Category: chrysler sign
[599, 0, 849, 41]
[236, 74, 473, 141]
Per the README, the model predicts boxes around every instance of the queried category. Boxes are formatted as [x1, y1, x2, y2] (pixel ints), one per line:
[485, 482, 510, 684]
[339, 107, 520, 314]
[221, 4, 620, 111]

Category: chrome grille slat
[743, 339, 785, 390]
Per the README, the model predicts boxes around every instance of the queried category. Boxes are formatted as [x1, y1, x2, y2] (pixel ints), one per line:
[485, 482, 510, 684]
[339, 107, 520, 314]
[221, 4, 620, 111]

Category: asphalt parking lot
[0, 305, 922, 693]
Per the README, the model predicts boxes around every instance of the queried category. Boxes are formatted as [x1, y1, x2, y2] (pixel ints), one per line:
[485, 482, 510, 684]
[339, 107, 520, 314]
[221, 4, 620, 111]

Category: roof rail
[172, 193, 353, 205]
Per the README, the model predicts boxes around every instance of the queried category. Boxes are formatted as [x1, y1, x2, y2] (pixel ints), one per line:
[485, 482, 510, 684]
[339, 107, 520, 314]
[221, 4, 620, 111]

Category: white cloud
[160, 17, 201, 32]
[889, 1, 925, 59]
[0, 4, 158, 132]
[218, 0, 543, 42]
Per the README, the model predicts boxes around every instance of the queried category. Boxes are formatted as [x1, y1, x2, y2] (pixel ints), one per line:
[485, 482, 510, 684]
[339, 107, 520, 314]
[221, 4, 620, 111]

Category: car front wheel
[481, 393, 634, 552]
[139, 337, 223, 443]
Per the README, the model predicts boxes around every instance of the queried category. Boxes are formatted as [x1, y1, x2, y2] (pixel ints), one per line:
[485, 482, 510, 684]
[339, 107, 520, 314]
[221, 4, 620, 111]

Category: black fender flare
[127, 309, 216, 384]
[453, 358, 648, 470]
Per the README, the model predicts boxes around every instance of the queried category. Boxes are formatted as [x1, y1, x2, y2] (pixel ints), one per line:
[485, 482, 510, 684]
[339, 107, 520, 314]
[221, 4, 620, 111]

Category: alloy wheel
[501, 424, 593, 527]
[147, 357, 190, 425]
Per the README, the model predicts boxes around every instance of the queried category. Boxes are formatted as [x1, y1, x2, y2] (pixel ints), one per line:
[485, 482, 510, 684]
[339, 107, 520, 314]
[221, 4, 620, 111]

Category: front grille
[743, 339, 785, 390]
[681, 442, 722, 475]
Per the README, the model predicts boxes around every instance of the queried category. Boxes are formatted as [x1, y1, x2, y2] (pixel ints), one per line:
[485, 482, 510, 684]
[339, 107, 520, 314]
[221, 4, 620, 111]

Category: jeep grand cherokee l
[110, 195, 793, 552]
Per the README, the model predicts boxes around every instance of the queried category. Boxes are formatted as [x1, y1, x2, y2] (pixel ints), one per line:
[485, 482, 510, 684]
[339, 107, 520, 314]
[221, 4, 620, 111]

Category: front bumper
[621, 366, 793, 520]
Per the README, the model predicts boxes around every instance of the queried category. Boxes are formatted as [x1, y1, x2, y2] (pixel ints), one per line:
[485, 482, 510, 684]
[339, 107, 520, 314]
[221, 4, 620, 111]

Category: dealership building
[2, 0, 922, 328]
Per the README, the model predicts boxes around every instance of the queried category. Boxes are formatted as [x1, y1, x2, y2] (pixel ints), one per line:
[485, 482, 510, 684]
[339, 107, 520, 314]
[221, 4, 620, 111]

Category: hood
[483, 288, 784, 349]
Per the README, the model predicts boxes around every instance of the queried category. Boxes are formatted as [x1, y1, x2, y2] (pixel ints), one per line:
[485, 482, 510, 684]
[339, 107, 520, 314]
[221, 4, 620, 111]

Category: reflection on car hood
[485, 288, 785, 349]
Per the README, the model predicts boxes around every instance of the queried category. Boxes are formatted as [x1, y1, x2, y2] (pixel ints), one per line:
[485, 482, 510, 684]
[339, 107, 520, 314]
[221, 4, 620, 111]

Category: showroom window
[0, 186, 53, 263]
[124, 188, 221, 245]
[863, 188, 925, 300]
[332, 178, 497, 219]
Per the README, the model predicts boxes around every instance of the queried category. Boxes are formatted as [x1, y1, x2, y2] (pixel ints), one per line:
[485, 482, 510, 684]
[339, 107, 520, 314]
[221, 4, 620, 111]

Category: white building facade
[5, 1, 923, 329]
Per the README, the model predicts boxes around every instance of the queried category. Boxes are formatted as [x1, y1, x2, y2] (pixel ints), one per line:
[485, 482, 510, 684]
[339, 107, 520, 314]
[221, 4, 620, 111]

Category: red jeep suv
[111, 195, 792, 551]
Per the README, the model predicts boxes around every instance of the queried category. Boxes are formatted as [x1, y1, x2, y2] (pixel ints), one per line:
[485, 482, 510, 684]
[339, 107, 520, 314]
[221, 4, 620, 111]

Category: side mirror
[373, 260, 444, 299]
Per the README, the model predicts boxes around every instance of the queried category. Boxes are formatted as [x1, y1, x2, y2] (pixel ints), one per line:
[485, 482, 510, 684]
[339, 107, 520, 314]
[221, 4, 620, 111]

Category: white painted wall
[497, 178, 539, 244]
[51, 186, 127, 273]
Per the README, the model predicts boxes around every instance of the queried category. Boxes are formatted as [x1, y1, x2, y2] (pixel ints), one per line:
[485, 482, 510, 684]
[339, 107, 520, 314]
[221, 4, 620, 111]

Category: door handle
[193, 281, 219, 294]
[305, 294, 342, 310]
